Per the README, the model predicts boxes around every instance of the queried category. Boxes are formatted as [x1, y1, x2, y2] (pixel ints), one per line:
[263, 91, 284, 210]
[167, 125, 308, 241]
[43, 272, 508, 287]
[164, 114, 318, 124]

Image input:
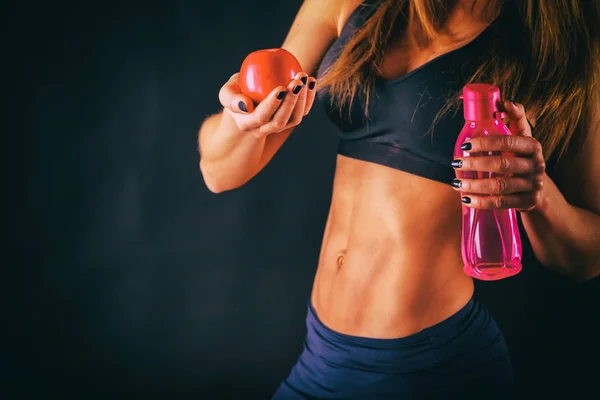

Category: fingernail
[277, 91, 286, 100]
[461, 196, 471, 204]
[239, 101, 247, 113]
[293, 85, 302, 95]
[451, 179, 462, 188]
[460, 142, 472, 151]
[308, 81, 316, 90]
[451, 160, 463, 168]
[300, 76, 308, 85]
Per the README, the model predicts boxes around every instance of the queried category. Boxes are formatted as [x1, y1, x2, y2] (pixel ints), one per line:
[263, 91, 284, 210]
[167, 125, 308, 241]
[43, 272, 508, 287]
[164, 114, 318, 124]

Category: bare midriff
[310, 154, 474, 339]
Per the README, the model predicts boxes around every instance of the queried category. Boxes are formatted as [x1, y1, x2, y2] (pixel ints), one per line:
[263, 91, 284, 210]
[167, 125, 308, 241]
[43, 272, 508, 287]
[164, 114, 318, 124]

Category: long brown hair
[318, 0, 600, 163]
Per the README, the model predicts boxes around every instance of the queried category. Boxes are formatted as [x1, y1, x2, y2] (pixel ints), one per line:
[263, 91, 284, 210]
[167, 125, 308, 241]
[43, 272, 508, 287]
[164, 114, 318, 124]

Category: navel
[337, 254, 345, 268]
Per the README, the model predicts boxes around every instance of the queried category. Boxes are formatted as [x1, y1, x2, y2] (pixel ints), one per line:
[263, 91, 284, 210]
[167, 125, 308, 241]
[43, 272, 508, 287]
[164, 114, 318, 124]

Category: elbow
[567, 250, 600, 283]
[204, 179, 227, 194]
[538, 253, 600, 283]
[534, 247, 567, 273]
[199, 160, 244, 194]
[200, 162, 228, 194]
[568, 268, 600, 284]
[571, 258, 600, 283]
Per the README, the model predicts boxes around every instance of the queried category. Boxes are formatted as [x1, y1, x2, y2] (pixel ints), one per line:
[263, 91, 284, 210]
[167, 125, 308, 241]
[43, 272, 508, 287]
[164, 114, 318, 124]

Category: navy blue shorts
[272, 297, 514, 399]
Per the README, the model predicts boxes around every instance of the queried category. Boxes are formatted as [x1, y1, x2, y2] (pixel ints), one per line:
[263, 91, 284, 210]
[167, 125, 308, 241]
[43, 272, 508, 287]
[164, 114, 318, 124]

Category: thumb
[219, 73, 255, 114]
[503, 100, 532, 137]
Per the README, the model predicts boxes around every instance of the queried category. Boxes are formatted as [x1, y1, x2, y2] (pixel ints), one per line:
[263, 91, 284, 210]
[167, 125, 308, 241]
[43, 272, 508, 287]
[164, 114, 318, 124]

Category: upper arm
[575, 110, 600, 215]
[250, 0, 362, 174]
[281, 0, 363, 74]
[559, 101, 600, 215]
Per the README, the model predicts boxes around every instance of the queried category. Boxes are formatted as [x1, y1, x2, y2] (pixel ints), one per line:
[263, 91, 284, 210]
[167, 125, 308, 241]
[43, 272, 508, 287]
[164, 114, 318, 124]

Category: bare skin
[311, 157, 471, 338]
[200, 0, 513, 338]
[311, 1, 499, 338]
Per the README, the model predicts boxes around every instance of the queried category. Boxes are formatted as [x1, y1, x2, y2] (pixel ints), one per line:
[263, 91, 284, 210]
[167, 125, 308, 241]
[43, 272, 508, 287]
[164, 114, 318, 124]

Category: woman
[199, 0, 600, 397]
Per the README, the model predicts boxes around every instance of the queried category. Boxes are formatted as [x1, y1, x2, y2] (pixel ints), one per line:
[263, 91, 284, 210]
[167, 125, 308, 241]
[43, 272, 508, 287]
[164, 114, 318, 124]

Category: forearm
[199, 111, 266, 192]
[521, 173, 600, 281]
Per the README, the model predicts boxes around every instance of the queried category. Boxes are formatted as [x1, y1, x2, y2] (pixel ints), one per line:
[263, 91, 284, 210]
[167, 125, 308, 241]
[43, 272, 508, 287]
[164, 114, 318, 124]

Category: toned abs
[311, 156, 474, 339]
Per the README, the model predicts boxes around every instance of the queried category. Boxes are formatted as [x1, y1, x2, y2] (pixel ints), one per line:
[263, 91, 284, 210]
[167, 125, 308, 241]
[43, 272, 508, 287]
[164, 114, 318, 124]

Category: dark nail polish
[308, 81, 316, 90]
[451, 179, 462, 189]
[238, 101, 247, 113]
[277, 91, 286, 100]
[300, 76, 308, 85]
[461, 196, 471, 204]
[460, 142, 472, 151]
[293, 85, 302, 95]
[451, 160, 463, 168]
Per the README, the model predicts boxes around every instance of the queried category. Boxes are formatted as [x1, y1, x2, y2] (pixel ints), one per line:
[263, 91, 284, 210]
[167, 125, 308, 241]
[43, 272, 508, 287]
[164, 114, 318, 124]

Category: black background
[6, 0, 600, 398]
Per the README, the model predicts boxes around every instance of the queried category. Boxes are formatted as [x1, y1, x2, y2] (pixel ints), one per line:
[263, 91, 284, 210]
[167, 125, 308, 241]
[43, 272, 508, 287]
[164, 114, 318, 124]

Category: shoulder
[281, 0, 366, 74]
[554, 88, 600, 214]
[336, 0, 370, 37]
[291, 0, 366, 38]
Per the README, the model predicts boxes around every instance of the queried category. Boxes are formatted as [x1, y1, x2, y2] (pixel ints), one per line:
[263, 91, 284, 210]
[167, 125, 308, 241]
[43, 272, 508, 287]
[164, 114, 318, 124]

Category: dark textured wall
[7, 1, 599, 398]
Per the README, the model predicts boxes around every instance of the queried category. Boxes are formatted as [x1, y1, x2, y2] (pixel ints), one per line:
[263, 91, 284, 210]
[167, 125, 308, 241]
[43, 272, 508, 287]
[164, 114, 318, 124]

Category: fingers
[453, 99, 546, 212]
[460, 135, 542, 157]
[459, 192, 541, 211]
[452, 155, 541, 175]
[287, 78, 309, 127]
[303, 77, 317, 116]
[220, 71, 316, 135]
[503, 100, 532, 137]
[219, 73, 255, 114]
[255, 74, 308, 137]
[451, 175, 543, 195]
[236, 84, 289, 132]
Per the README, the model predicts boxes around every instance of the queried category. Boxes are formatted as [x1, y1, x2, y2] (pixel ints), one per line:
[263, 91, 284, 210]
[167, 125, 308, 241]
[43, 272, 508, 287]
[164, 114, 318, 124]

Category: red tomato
[239, 48, 303, 104]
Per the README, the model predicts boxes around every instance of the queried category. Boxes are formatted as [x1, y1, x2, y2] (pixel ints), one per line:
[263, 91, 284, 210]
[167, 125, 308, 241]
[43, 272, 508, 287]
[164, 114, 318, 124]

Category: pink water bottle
[454, 83, 522, 281]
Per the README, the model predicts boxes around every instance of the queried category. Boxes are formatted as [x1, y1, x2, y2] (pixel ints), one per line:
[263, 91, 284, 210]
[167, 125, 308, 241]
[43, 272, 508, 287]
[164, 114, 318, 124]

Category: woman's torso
[311, 157, 472, 338]
[310, 0, 498, 338]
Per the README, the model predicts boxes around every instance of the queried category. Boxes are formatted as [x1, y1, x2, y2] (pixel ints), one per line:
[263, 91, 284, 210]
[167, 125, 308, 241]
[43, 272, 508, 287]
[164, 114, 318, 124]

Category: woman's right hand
[218, 72, 317, 139]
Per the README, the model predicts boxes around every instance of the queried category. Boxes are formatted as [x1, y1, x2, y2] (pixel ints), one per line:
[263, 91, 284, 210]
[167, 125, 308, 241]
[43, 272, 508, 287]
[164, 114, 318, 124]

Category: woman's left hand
[451, 100, 546, 212]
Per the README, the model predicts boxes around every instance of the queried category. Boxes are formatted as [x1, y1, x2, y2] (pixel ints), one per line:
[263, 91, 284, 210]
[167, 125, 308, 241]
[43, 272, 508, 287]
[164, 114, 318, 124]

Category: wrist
[521, 173, 564, 217]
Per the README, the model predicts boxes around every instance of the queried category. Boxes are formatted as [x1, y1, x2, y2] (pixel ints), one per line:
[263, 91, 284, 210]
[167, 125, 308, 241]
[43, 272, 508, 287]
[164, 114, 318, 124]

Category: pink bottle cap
[461, 83, 502, 121]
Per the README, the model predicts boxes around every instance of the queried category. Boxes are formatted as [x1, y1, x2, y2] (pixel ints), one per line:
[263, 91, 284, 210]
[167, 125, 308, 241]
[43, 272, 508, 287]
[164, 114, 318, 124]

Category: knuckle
[538, 161, 546, 173]
[494, 196, 506, 209]
[502, 135, 513, 149]
[499, 156, 511, 172]
[494, 178, 507, 194]
[254, 115, 269, 126]
[535, 176, 544, 190]
[270, 119, 287, 130]
[288, 116, 302, 127]
[529, 160, 539, 174]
